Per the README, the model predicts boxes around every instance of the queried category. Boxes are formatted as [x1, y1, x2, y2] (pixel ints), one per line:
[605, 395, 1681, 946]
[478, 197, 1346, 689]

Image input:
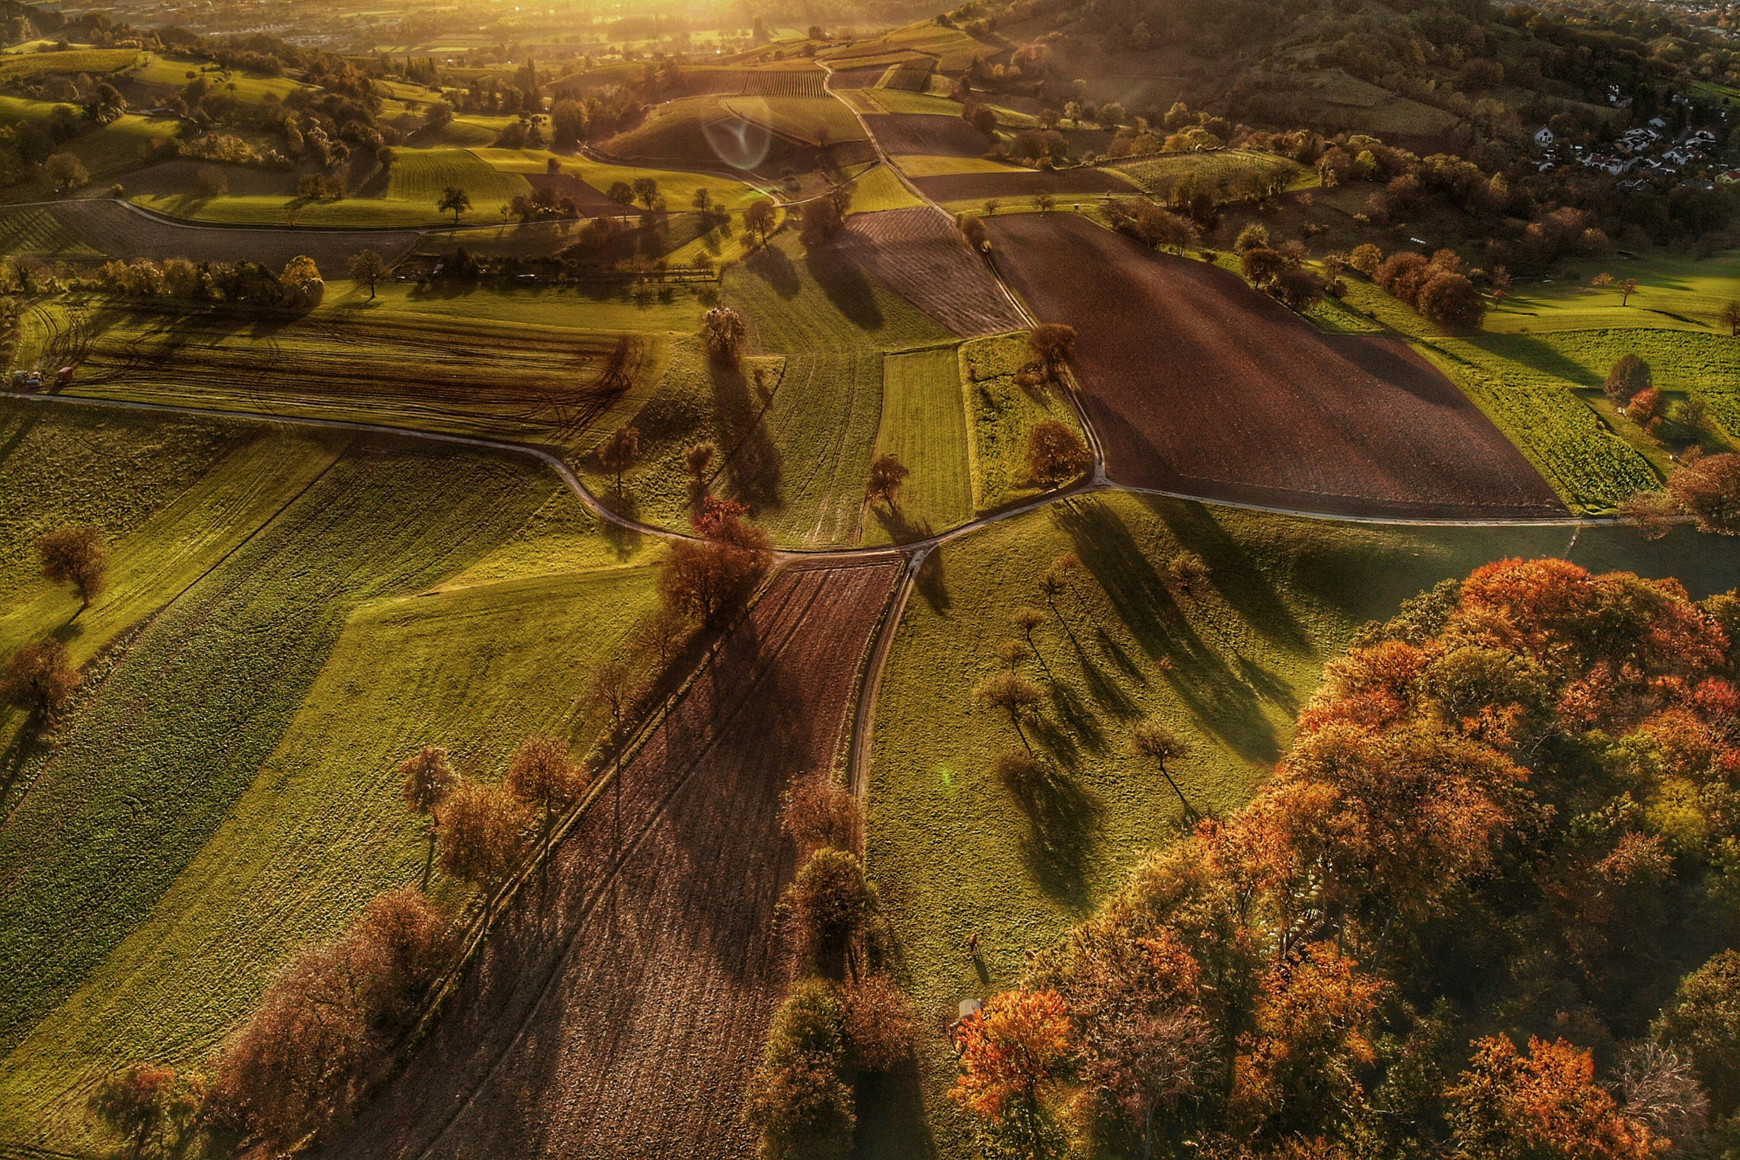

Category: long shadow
[914, 547, 951, 614]
[853, 1060, 939, 1160]
[1071, 631, 1141, 720]
[868, 501, 932, 546]
[1469, 332, 1602, 387]
[709, 359, 783, 513]
[1054, 499, 1281, 763]
[1048, 678, 1107, 755]
[1003, 759, 1099, 907]
[1147, 496, 1311, 655]
[804, 244, 884, 331]
[743, 243, 801, 299]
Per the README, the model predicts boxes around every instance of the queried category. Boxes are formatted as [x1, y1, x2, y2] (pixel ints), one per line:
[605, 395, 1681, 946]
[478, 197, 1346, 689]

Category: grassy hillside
[863, 491, 1740, 1159]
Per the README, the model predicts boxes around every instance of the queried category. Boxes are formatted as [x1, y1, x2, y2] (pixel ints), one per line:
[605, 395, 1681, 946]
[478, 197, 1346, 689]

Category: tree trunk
[420, 830, 436, 890]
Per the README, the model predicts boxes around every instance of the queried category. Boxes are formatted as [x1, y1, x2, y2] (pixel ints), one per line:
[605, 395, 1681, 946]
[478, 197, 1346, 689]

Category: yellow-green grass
[1112, 148, 1313, 194]
[0, 440, 563, 1114]
[722, 95, 867, 145]
[601, 95, 739, 163]
[63, 114, 178, 181]
[473, 147, 759, 210]
[0, 425, 346, 667]
[0, 205, 97, 258]
[846, 163, 926, 213]
[834, 87, 884, 116]
[0, 48, 139, 85]
[347, 277, 709, 333]
[0, 506, 663, 1149]
[865, 89, 964, 118]
[0, 399, 253, 609]
[579, 233, 951, 547]
[961, 331, 1092, 513]
[1326, 279, 1659, 514]
[128, 54, 309, 103]
[388, 146, 531, 208]
[823, 22, 993, 72]
[863, 492, 1740, 1159]
[1487, 252, 1740, 336]
[863, 346, 974, 545]
[131, 192, 435, 228]
[58, 302, 667, 454]
[892, 154, 1017, 178]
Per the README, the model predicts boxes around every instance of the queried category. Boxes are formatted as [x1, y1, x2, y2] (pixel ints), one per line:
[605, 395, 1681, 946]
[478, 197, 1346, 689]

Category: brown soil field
[985, 213, 1564, 518]
[323, 560, 901, 1160]
[829, 64, 893, 90]
[865, 113, 994, 158]
[45, 200, 422, 276]
[912, 168, 1137, 201]
[834, 207, 1025, 337]
[526, 171, 621, 213]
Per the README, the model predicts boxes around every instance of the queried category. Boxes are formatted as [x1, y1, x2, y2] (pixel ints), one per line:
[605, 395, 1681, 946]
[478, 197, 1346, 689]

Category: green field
[961, 331, 1093, 514]
[0, 48, 140, 85]
[1112, 148, 1313, 195]
[388, 147, 531, 209]
[846, 163, 926, 213]
[723, 95, 867, 145]
[864, 346, 974, 544]
[865, 89, 963, 118]
[0, 416, 666, 1147]
[1488, 253, 1740, 335]
[864, 491, 1740, 1158]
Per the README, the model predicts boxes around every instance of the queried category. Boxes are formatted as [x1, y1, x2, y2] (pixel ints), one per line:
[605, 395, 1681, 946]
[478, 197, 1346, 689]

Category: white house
[1534, 126, 1556, 147]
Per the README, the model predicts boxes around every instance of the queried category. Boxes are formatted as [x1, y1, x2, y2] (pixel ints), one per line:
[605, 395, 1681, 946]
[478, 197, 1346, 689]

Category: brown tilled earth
[835, 206, 1026, 337]
[864, 113, 996, 158]
[323, 560, 900, 1160]
[912, 167, 1137, 201]
[986, 213, 1564, 519]
[46, 200, 423, 277]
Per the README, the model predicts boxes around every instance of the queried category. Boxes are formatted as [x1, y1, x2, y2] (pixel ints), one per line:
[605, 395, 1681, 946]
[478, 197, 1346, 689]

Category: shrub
[839, 974, 916, 1072]
[1233, 223, 1271, 254]
[780, 773, 862, 855]
[1026, 420, 1093, 488]
[1348, 243, 1384, 276]
[743, 979, 854, 1160]
[781, 847, 872, 970]
[1628, 387, 1664, 426]
[1669, 452, 1740, 535]
[1415, 271, 1485, 331]
[701, 305, 747, 365]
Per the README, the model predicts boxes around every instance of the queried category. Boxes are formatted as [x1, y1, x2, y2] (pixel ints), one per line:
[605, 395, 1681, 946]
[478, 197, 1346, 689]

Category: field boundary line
[846, 550, 919, 798]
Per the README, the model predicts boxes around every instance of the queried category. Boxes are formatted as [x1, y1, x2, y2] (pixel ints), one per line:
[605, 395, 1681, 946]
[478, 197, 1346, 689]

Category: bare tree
[1027, 323, 1077, 373]
[702, 305, 748, 365]
[348, 249, 388, 299]
[743, 199, 778, 247]
[38, 525, 108, 612]
[1129, 717, 1197, 821]
[1010, 605, 1055, 682]
[598, 425, 640, 494]
[975, 670, 1045, 756]
[400, 746, 458, 889]
[1618, 489, 1678, 541]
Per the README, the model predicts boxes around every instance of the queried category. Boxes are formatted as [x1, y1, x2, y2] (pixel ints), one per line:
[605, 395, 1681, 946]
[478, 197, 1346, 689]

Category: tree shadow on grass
[744, 243, 801, 299]
[1048, 678, 1108, 756]
[868, 501, 932, 546]
[853, 1061, 939, 1160]
[1146, 496, 1311, 655]
[1055, 499, 1281, 764]
[708, 359, 782, 514]
[804, 244, 884, 332]
[1002, 758, 1099, 908]
[914, 547, 951, 614]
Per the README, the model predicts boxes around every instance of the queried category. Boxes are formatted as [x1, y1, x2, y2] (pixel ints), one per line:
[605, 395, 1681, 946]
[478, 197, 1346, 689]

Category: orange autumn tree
[950, 988, 1074, 1160]
[1447, 1036, 1658, 1160]
[961, 559, 1736, 1157]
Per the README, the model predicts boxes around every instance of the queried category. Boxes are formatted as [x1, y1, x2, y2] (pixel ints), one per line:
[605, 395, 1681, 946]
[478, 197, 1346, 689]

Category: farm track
[322, 560, 900, 1160]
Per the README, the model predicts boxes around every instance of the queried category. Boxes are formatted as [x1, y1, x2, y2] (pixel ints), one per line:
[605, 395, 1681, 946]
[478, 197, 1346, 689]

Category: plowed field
[865, 113, 993, 158]
[324, 560, 901, 1160]
[914, 168, 1136, 201]
[835, 207, 1025, 337]
[43, 201, 421, 275]
[985, 213, 1564, 518]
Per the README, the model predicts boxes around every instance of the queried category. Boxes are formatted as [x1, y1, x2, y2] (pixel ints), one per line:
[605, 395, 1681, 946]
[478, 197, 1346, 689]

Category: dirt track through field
[322, 560, 900, 1160]
[39, 201, 422, 275]
[986, 213, 1565, 519]
[837, 207, 1026, 337]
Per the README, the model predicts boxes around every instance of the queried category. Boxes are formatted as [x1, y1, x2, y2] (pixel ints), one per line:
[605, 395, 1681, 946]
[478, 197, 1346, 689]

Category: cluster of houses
[1532, 117, 1734, 188]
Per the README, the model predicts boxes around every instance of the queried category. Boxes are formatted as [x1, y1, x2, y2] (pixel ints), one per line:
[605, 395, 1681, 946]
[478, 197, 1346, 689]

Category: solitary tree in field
[599, 425, 640, 494]
[1010, 605, 1054, 683]
[348, 248, 388, 299]
[437, 779, 532, 919]
[606, 181, 634, 211]
[975, 669, 1045, 756]
[1027, 323, 1076, 373]
[686, 440, 716, 493]
[1592, 272, 1614, 292]
[866, 453, 910, 514]
[631, 176, 660, 212]
[1129, 717, 1197, 821]
[1722, 300, 1740, 337]
[702, 304, 747, 365]
[1167, 549, 1210, 604]
[743, 198, 778, 247]
[1035, 190, 1055, 213]
[1618, 277, 1639, 306]
[44, 152, 88, 195]
[1026, 421, 1093, 488]
[437, 185, 471, 224]
[37, 525, 108, 612]
[0, 637, 81, 724]
[1604, 354, 1653, 405]
[505, 734, 589, 862]
[88, 1062, 193, 1159]
[400, 745, 458, 888]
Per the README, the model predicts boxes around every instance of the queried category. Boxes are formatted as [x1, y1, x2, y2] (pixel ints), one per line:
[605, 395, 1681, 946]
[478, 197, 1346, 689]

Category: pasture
[960, 331, 1093, 513]
[865, 491, 1740, 1157]
[865, 346, 975, 544]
